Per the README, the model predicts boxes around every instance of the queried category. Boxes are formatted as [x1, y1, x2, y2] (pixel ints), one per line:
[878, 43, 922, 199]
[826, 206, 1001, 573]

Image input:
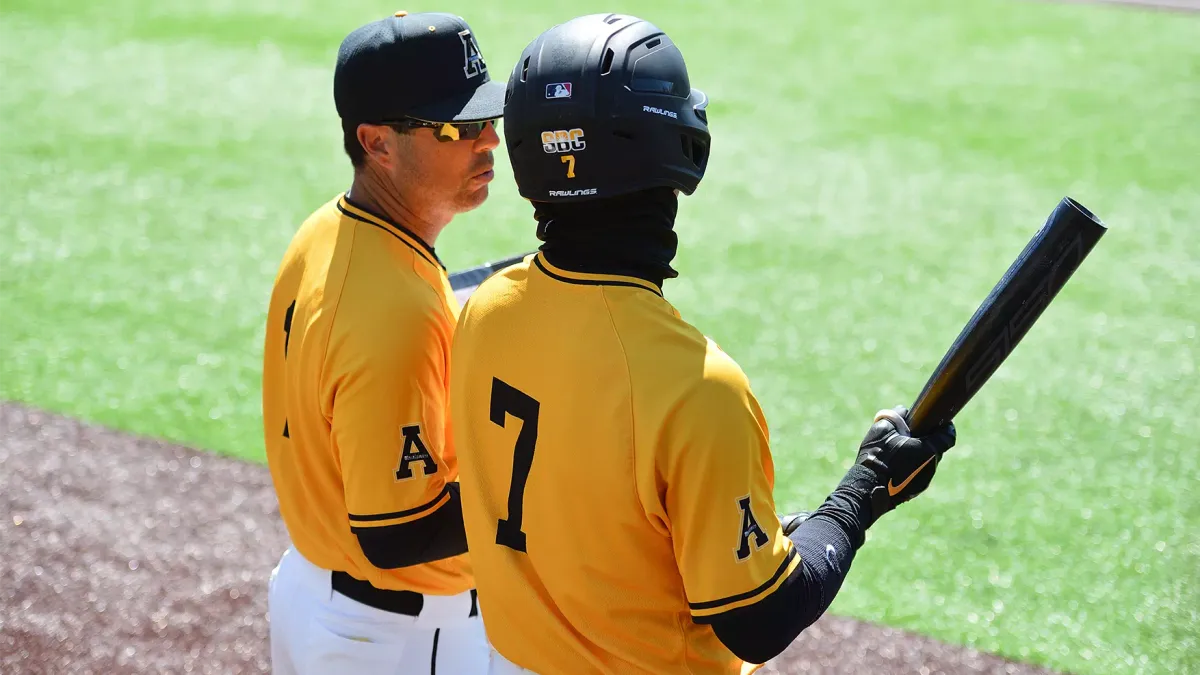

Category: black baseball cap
[334, 11, 505, 124]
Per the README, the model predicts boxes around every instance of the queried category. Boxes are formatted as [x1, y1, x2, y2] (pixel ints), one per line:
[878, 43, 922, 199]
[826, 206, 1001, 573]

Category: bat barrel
[907, 197, 1107, 437]
[449, 253, 535, 291]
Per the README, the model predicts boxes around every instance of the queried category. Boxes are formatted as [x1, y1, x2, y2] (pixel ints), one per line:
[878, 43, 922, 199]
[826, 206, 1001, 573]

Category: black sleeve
[708, 466, 877, 664]
[355, 483, 468, 569]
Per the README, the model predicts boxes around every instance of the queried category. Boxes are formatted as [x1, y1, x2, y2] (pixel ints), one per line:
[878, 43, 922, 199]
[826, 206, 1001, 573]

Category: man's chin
[456, 185, 489, 214]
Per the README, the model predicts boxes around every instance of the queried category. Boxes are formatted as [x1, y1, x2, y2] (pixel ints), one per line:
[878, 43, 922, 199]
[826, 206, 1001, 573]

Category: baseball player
[449, 14, 958, 674]
[260, 11, 502, 674]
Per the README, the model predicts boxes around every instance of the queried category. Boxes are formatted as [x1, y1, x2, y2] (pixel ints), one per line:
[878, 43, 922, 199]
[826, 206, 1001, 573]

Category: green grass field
[2, 0, 1197, 672]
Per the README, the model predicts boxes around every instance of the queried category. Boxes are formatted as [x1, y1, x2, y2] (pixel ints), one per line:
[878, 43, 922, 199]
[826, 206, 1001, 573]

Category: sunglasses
[388, 118, 498, 142]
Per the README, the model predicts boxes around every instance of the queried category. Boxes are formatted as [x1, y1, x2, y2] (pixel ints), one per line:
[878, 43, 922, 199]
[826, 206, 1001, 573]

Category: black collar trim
[337, 195, 445, 270]
[532, 253, 663, 298]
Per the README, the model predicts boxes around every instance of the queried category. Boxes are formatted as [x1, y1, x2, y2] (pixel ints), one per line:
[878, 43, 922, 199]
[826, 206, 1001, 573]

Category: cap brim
[408, 79, 506, 123]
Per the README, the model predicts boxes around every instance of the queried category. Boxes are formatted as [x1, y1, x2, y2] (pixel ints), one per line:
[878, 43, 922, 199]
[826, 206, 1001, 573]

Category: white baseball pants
[268, 546, 490, 675]
[488, 650, 540, 674]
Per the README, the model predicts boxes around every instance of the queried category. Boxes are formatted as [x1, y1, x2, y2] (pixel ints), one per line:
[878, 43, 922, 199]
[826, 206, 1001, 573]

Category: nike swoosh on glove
[854, 406, 956, 526]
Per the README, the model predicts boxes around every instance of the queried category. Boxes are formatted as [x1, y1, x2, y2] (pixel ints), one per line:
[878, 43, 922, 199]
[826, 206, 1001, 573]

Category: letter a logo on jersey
[459, 30, 487, 79]
[734, 496, 770, 562]
[395, 425, 438, 480]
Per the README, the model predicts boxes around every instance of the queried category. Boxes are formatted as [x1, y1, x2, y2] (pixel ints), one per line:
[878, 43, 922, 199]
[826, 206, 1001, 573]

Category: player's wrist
[837, 463, 881, 498]
[833, 464, 887, 529]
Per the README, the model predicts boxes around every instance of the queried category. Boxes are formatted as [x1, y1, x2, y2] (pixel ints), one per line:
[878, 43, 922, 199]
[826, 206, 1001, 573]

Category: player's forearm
[354, 484, 469, 568]
[706, 513, 861, 664]
[771, 465, 879, 626]
[707, 467, 876, 663]
[781, 509, 861, 623]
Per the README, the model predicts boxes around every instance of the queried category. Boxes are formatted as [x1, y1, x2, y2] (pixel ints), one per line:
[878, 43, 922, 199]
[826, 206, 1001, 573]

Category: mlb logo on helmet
[545, 82, 572, 99]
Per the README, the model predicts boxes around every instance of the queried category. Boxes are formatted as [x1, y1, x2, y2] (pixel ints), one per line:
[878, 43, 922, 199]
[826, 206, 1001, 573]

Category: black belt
[331, 571, 424, 616]
[331, 572, 481, 619]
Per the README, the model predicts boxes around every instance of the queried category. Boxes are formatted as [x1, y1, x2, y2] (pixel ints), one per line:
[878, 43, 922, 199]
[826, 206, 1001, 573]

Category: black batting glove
[851, 406, 956, 526]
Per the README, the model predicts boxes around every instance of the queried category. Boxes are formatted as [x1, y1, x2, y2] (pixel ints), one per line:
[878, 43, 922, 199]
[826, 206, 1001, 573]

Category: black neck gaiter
[534, 187, 680, 288]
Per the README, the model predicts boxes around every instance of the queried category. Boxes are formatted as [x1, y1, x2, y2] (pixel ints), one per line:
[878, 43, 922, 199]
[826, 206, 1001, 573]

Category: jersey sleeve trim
[347, 484, 451, 530]
[688, 546, 801, 618]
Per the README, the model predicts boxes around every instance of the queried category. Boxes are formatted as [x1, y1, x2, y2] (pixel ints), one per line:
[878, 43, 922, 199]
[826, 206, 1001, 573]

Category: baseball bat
[449, 252, 535, 305]
[902, 197, 1107, 437]
[449, 252, 534, 290]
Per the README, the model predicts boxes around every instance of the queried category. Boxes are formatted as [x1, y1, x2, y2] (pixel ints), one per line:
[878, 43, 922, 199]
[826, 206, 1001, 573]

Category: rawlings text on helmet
[549, 188, 598, 197]
[643, 106, 678, 119]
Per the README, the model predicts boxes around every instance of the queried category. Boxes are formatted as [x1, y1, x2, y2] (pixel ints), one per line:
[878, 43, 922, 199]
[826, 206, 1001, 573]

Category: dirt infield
[0, 402, 1057, 674]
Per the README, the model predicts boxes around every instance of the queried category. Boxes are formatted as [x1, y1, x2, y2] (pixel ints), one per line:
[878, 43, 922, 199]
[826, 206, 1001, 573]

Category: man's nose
[474, 120, 501, 152]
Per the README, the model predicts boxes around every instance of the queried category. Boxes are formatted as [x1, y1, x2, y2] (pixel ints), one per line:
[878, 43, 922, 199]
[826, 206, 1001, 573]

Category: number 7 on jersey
[490, 378, 540, 553]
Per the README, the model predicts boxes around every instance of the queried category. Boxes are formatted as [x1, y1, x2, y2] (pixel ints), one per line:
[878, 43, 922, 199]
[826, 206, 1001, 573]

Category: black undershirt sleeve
[354, 483, 468, 569]
[707, 466, 878, 664]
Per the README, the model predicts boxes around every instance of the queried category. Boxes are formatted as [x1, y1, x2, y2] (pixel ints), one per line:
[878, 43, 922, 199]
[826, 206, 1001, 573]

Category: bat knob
[873, 408, 911, 436]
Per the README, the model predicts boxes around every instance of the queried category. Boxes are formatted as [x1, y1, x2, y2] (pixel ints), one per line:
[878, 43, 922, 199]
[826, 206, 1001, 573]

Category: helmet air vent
[684, 136, 708, 169]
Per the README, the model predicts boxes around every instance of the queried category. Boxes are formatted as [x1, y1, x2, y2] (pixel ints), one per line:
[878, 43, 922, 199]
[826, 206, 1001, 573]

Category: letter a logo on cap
[460, 30, 487, 79]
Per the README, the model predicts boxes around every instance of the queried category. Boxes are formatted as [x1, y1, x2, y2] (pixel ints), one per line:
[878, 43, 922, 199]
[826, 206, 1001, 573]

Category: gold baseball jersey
[450, 252, 798, 674]
[262, 194, 472, 595]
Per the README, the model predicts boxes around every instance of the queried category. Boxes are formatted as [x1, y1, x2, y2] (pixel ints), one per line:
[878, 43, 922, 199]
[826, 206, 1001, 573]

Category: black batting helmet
[503, 14, 710, 202]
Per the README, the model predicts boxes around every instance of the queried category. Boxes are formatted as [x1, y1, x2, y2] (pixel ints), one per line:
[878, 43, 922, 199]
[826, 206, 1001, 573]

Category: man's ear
[357, 123, 394, 167]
